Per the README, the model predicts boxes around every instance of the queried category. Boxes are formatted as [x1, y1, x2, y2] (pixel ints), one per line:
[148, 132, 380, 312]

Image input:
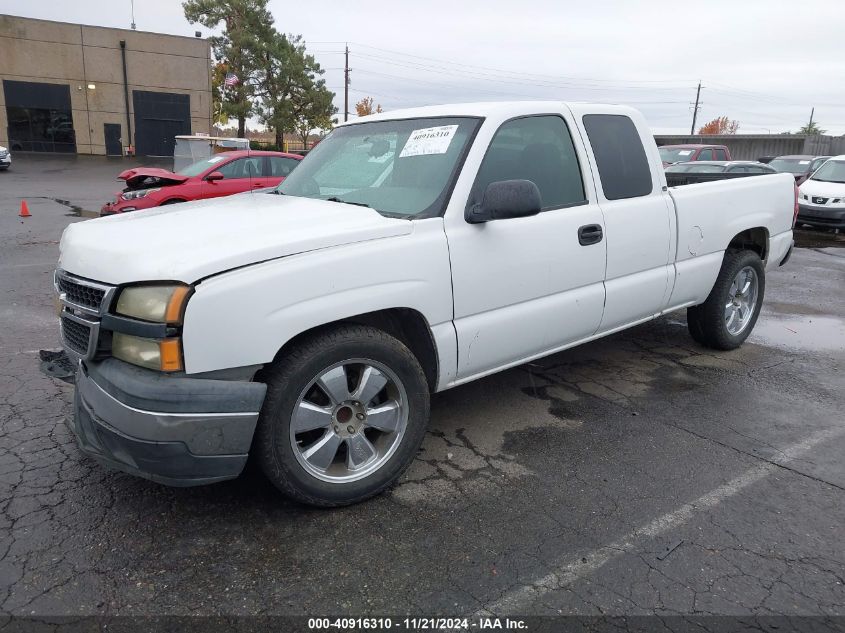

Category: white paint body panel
[58, 193, 412, 284]
[56, 101, 795, 393]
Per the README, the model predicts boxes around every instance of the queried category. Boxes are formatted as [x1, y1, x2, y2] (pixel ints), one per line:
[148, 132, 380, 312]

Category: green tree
[798, 121, 826, 135]
[183, 0, 273, 137]
[255, 32, 336, 148]
[292, 78, 337, 147]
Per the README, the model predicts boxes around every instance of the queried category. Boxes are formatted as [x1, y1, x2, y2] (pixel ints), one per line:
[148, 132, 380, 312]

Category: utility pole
[344, 44, 350, 122]
[690, 81, 702, 135]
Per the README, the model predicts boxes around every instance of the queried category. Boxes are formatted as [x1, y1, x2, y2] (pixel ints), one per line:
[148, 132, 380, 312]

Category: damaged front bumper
[68, 358, 266, 486]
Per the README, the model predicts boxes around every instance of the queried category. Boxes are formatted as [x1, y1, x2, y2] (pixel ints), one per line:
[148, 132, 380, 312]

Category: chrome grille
[55, 270, 115, 360]
[61, 316, 91, 355]
[57, 275, 107, 311]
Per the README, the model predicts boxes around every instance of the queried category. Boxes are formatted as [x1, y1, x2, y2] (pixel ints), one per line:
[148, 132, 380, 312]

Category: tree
[355, 97, 383, 117]
[183, 0, 274, 137]
[292, 83, 336, 146]
[698, 116, 740, 135]
[254, 32, 336, 148]
[798, 121, 826, 135]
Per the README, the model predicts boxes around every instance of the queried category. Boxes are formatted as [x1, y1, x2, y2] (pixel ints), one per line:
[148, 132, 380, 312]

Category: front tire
[687, 249, 765, 350]
[255, 325, 430, 507]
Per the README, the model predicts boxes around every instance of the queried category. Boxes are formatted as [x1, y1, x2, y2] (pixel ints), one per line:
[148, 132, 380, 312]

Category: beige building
[0, 14, 211, 156]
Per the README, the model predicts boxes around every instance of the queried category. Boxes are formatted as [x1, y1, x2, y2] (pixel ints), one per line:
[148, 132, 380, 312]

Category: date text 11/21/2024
[307, 617, 528, 630]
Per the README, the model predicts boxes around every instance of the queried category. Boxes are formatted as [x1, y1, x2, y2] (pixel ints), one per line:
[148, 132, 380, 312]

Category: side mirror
[206, 171, 224, 182]
[465, 179, 542, 224]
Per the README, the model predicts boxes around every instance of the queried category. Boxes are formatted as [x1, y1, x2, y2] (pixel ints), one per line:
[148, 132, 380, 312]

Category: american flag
[224, 72, 240, 87]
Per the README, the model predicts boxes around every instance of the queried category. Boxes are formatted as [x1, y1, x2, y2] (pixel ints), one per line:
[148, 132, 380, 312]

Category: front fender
[181, 219, 454, 379]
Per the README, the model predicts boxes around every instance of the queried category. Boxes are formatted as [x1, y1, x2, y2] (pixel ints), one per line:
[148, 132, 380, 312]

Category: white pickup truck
[56, 102, 796, 506]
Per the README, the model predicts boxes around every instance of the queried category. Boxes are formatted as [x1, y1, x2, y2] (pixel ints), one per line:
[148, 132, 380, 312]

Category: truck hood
[117, 167, 190, 189]
[58, 193, 413, 284]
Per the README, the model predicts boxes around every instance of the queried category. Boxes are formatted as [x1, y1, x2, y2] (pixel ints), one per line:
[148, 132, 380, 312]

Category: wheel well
[161, 198, 186, 205]
[270, 308, 439, 391]
[728, 227, 768, 260]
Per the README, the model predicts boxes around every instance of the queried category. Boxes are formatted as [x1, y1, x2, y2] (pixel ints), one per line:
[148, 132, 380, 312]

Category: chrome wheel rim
[725, 266, 758, 336]
[289, 358, 408, 483]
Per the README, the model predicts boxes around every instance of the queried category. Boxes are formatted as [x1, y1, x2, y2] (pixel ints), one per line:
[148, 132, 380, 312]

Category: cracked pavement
[0, 157, 844, 618]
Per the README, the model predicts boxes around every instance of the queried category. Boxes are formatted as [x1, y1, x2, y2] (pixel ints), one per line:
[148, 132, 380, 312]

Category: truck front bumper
[69, 359, 267, 487]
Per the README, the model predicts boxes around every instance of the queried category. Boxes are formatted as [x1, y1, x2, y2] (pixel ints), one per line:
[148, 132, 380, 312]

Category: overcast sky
[7, 0, 845, 135]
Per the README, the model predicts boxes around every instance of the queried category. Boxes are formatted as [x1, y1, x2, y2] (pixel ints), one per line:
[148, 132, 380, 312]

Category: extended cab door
[573, 109, 675, 333]
[445, 112, 607, 382]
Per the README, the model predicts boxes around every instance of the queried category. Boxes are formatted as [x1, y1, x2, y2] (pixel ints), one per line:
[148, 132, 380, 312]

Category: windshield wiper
[811, 178, 845, 184]
[325, 196, 371, 208]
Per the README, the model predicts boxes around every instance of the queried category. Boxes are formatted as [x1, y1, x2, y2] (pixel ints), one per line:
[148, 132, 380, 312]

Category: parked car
[658, 144, 731, 166]
[0, 145, 11, 170]
[768, 155, 831, 186]
[100, 150, 303, 215]
[665, 161, 776, 174]
[796, 155, 845, 229]
[664, 161, 777, 187]
[57, 101, 795, 506]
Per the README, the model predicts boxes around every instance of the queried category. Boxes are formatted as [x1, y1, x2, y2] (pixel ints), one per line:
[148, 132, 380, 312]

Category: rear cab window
[582, 114, 653, 200]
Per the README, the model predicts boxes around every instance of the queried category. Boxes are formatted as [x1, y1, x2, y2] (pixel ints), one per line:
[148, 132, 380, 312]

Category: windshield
[665, 163, 697, 173]
[277, 117, 480, 218]
[810, 159, 845, 183]
[659, 147, 697, 163]
[176, 154, 232, 177]
[667, 163, 724, 173]
[769, 158, 812, 175]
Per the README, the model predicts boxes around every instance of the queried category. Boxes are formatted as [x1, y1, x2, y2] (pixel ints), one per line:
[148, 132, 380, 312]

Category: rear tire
[687, 249, 765, 350]
[255, 325, 430, 507]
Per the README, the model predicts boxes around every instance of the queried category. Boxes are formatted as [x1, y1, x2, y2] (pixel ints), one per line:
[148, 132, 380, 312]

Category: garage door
[3, 80, 76, 153]
[133, 91, 191, 157]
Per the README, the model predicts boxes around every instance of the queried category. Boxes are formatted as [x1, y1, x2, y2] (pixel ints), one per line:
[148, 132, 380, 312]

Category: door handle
[578, 224, 603, 246]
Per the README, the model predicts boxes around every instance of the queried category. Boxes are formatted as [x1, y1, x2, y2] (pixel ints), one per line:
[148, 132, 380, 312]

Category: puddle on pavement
[750, 315, 845, 352]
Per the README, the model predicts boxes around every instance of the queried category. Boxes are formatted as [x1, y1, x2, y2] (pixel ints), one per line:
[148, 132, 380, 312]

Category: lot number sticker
[400, 125, 459, 158]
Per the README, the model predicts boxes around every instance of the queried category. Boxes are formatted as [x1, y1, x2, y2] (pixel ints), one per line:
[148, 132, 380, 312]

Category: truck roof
[336, 101, 638, 125]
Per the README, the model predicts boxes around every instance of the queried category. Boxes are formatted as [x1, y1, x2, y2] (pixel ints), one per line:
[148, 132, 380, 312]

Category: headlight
[115, 284, 191, 323]
[112, 333, 183, 372]
[121, 187, 161, 201]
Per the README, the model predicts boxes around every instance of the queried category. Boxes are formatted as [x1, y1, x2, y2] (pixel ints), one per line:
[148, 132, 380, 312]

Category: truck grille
[811, 196, 829, 205]
[57, 275, 107, 311]
[55, 270, 114, 360]
[61, 314, 94, 357]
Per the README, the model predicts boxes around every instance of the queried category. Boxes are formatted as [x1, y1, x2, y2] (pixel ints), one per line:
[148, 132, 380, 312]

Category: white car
[0, 145, 11, 170]
[55, 101, 796, 506]
[796, 155, 845, 230]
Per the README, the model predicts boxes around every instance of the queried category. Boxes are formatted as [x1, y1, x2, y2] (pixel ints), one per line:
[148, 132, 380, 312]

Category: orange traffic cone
[19, 200, 31, 218]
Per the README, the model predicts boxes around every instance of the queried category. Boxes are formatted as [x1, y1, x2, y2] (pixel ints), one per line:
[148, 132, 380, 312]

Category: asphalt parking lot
[1, 156, 844, 620]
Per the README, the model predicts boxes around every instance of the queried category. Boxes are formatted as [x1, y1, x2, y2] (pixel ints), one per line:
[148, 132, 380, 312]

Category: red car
[658, 144, 732, 167]
[100, 150, 302, 215]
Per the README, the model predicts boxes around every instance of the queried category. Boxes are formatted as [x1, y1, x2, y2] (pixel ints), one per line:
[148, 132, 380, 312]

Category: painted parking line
[479, 425, 845, 615]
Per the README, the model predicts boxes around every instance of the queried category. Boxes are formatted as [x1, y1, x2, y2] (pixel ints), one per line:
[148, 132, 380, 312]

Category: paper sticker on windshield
[799, 160, 810, 164]
[678, 150, 693, 156]
[400, 125, 459, 158]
